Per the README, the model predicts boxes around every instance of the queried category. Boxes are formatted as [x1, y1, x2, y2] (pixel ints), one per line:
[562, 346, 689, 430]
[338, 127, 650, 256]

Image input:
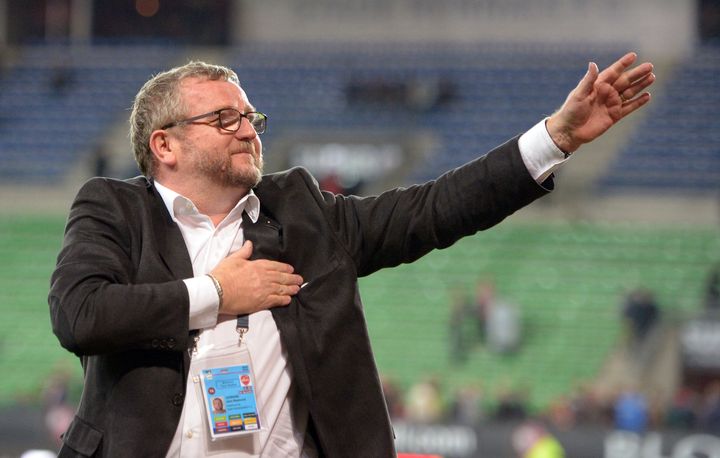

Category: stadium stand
[1, 40, 717, 425]
[0, 216, 69, 404]
[2, 213, 717, 414]
[0, 45, 179, 183]
[359, 222, 720, 411]
[599, 44, 720, 192]
[228, 43, 629, 185]
[0, 42, 665, 190]
[0, 0, 716, 453]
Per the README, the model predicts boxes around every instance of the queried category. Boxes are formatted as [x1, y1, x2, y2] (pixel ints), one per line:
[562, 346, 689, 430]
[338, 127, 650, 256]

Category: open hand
[210, 240, 304, 315]
[547, 52, 655, 153]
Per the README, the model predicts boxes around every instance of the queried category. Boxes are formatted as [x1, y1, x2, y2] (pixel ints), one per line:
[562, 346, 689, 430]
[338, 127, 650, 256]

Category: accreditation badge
[193, 348, 265, 441]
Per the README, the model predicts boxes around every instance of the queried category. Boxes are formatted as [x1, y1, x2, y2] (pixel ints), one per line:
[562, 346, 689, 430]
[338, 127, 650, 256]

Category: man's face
[172, 77, 264, 189]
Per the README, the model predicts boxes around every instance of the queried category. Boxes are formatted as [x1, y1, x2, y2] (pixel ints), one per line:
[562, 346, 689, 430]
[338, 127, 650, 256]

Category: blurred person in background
[511, 421, 565, 458]
[471, 277, 494, 343]
[471, 276, 521, 354]
[472, 277, 522, 354]
[613, 383, 649, 434]
[91, 144, 109, 178]
[42, 366, 75, 449]
[49, 53, 654, 457]
[705, 263, 720, 311]
[448, 284, 472, 364]
[698, 380, 720, 435]
[494, 383, 530, 422]
[665, 385, 698, 430]
[484, 289, 522, 355]
[405, 376, 444, 424]
[547, 394, 576, 431]
[448, 384, 485, 426]
[380, 375, 406, 420]
[620, 287, 660, 359]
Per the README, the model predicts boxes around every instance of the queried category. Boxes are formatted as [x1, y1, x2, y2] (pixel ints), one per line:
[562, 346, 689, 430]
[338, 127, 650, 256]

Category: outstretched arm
[546, 52, 655, 153]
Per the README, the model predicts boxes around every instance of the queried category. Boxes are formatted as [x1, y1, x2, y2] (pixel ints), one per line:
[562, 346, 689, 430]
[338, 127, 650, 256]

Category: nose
[234, 116, 257, 140]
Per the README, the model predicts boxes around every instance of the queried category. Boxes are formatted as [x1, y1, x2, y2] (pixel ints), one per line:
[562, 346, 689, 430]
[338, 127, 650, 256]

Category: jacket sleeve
[48, 178, 191, 357]
[316, 136, 551, 276]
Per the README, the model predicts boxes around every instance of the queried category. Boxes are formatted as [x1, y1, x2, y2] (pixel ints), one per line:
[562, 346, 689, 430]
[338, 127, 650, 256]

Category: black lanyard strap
[236, 314, 249, 345]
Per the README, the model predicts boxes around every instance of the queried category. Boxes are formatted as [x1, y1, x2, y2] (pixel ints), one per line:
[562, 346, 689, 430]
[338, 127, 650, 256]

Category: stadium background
[0, 0, 719, 456]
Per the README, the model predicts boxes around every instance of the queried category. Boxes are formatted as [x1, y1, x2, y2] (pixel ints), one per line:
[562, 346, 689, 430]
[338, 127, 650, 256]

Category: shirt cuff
[184, 276, 220, 330]
[518, 117, 570, 184]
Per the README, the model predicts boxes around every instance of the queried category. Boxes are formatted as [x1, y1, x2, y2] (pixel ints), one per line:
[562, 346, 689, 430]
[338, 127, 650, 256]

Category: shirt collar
[153, 180, 260, 224]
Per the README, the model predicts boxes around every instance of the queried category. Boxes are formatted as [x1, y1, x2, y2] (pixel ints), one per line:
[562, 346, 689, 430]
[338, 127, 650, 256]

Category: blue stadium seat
[598, 44, 720, 193]
[0, 45, 181, 183]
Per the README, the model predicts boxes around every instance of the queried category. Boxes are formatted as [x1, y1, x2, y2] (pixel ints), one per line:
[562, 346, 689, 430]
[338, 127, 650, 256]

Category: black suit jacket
[49, 137, 549, 457]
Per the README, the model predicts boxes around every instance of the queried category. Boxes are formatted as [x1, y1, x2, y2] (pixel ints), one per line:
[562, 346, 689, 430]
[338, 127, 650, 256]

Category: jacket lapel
[250, 182, 314, 403]
[242, 209, 283, 262]
[146, 179, 194, 279]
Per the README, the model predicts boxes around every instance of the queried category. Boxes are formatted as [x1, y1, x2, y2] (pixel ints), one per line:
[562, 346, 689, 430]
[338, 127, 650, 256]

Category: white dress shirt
[157, 184, 309, 458]
[160, 118, 567, 457]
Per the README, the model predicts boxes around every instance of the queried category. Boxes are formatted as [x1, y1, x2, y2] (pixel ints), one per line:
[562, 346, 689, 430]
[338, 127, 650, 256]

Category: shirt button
[185, 430, 193, 439]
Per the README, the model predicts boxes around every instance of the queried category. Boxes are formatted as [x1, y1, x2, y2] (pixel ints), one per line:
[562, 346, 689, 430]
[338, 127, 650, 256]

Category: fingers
[576, 62, 599, 98]
[619, 71, 655, 102]
[269, 271, 304, 290]
[598, 52, 654, 100]
[250, 271, 303, 311]
[255, 259, 297, 274]
[232, 240, 253, 260]
[598, 52, 638, 85]
[225, 242, 296, 274]
[621, 92, 652, 118]
[269, 282, 301, 299]
[267, 272, 304, 305]
[596, 51, 654, 112]
[267, 294, 293, 306]
[618, 62, 654, 89]
[213, 250, 304, 315]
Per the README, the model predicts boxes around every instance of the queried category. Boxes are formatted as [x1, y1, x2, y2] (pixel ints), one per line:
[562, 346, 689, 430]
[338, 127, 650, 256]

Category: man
[49, 53, 654, 457]
[212, 398, 226, 414]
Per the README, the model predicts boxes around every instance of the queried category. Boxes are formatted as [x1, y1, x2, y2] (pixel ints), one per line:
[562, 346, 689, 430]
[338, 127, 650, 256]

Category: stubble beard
[192, 141, 263, 190]
[217, 151, 263, 189]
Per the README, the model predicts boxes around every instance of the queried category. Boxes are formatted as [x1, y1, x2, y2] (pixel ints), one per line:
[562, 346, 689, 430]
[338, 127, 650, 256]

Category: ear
[149, 129, 177, 168]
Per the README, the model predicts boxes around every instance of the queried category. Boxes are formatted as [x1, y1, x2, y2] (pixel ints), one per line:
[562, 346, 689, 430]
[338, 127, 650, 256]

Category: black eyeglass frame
[161, 108, 268, 134]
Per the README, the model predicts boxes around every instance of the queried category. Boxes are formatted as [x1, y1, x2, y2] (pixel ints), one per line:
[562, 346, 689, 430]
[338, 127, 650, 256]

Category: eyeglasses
[162, 108, 267, 134]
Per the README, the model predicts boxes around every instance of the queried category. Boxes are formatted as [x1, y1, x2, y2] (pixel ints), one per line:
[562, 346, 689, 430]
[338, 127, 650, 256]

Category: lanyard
[188, 314, 250, 357]
[236, 314, 249, 345]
